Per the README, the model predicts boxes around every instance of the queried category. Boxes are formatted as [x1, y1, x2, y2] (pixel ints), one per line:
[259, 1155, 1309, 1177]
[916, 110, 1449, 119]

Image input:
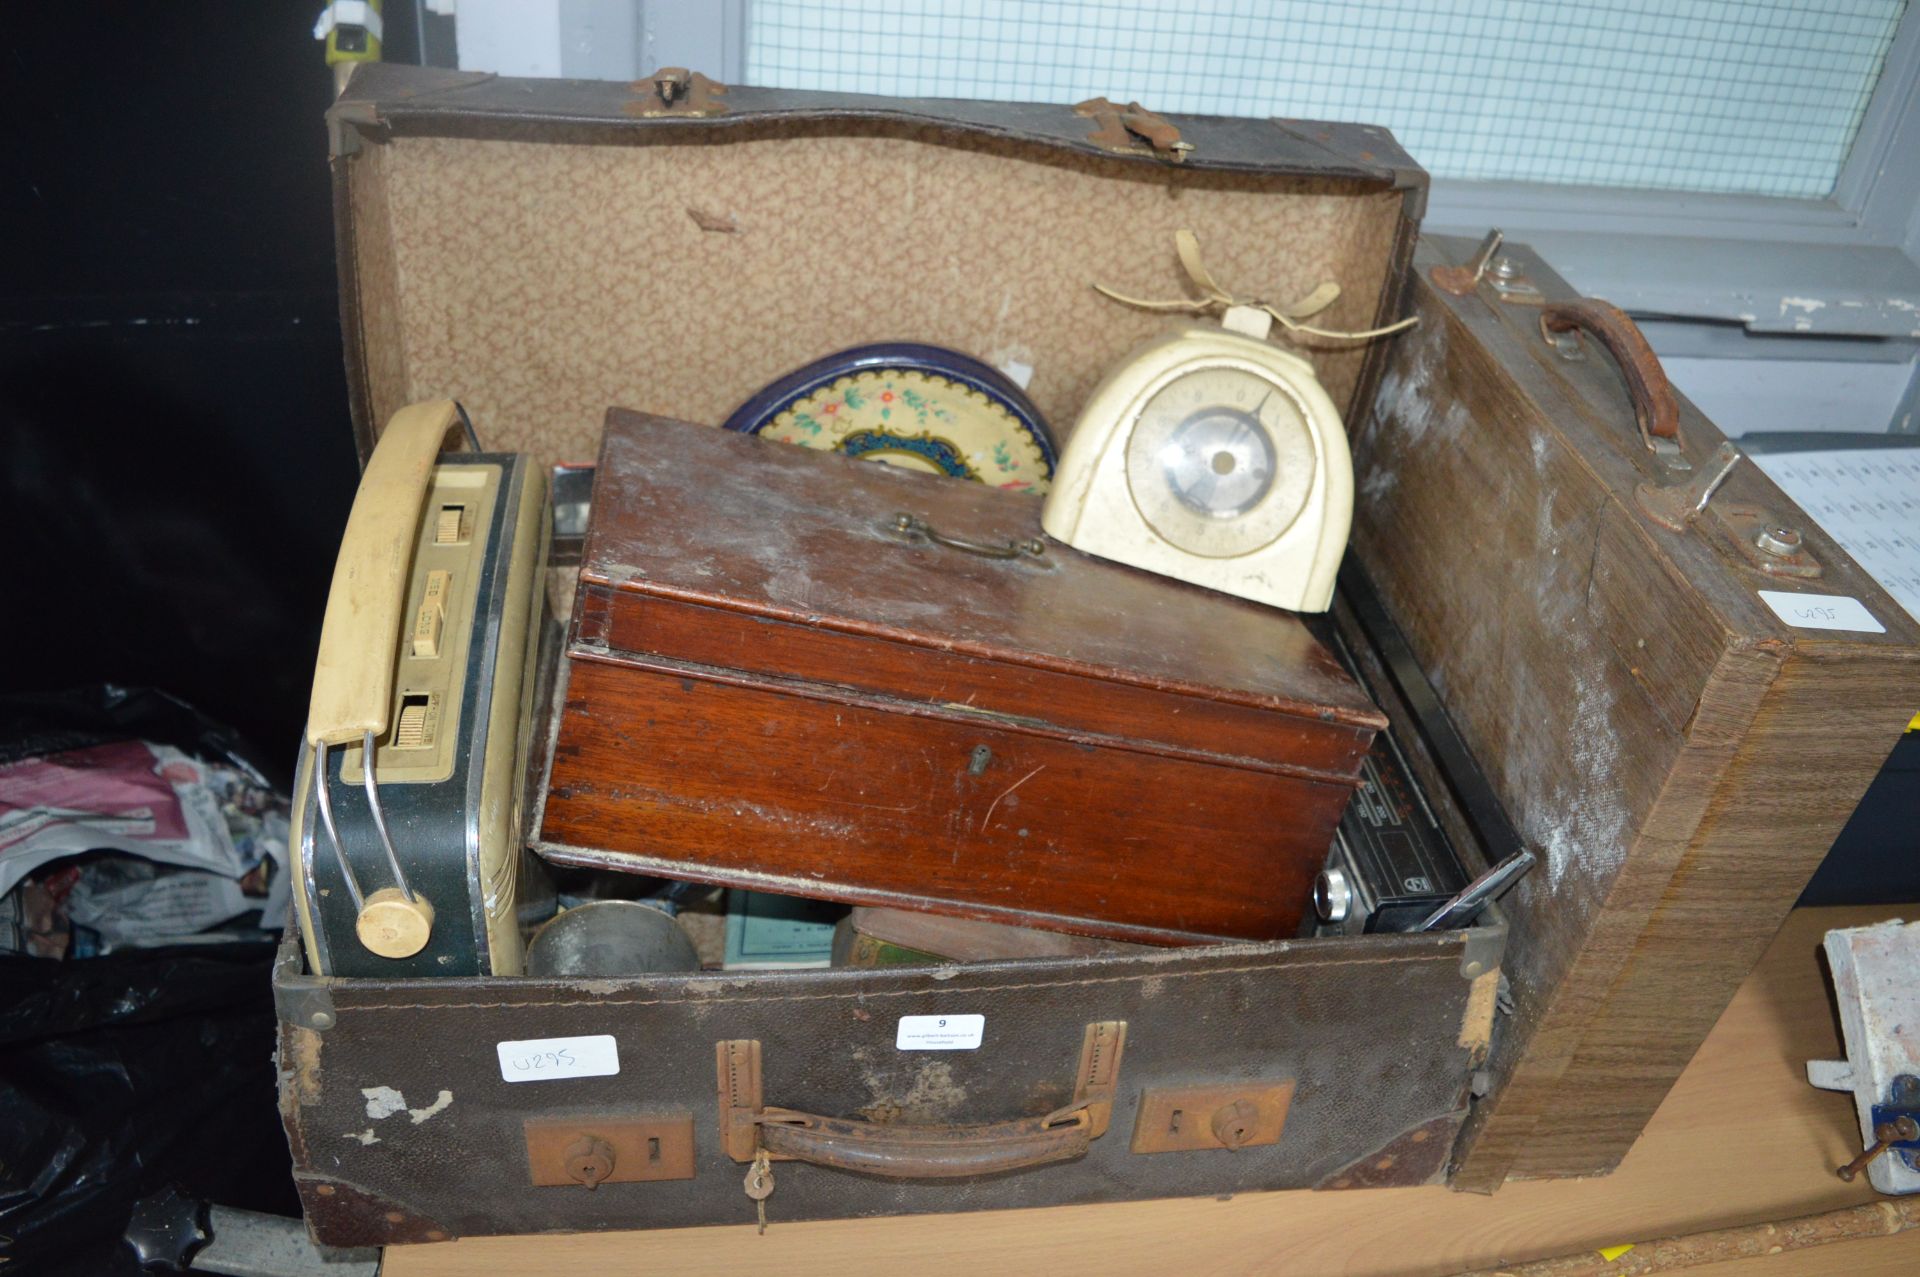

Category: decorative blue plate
[723, 343, 1057, 492]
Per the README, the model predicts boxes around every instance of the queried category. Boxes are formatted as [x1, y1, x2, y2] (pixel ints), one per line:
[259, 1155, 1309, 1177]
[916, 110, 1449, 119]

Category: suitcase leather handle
[718, 1025, 1125, 1180]
[756, 1106, 1092, 1178]
[1538, 300, 1682, 456]
[306, 399, 468, 747]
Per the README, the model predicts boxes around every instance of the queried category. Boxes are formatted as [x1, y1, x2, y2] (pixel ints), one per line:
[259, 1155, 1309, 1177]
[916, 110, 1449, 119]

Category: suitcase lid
[327, 64, 1425, 470]
[579, 409, 1384, 734]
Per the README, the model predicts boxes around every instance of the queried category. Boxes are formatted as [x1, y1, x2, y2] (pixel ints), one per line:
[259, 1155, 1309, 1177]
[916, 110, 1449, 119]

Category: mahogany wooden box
[538, 409, 1385, 944]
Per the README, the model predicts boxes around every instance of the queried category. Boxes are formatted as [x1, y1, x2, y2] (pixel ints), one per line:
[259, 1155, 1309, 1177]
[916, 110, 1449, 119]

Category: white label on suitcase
[496, 1034, 619, 1082]
[896, 1014, 984, 1050]
[1758, 590, 1886, 634]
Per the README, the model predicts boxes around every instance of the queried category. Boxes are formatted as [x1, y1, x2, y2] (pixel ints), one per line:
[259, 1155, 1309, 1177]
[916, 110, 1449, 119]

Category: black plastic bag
[0, 942, 298, 1275]
[0, 688, 297, 1275]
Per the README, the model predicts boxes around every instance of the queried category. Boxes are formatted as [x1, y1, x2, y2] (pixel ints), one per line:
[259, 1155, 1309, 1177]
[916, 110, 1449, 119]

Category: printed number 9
[938, 1019, 946, 1027]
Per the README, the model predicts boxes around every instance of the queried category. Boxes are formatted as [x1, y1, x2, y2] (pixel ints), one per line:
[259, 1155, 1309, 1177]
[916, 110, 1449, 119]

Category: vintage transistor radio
[290, 399, 550, 977]
[1313, 754, 1467, 935]
[1311, 597, 1538, 937]
[1310, 627, 1470, 935]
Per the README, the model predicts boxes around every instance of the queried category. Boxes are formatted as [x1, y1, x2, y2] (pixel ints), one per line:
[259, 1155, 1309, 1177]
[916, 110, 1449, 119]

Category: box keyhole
[647, 1136, 661, 1163]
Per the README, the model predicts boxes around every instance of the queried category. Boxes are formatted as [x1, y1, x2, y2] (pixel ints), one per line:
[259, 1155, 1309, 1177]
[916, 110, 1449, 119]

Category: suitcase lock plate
[524, 1114, 697, 1187]
[1130, 1080, 1296, 1154]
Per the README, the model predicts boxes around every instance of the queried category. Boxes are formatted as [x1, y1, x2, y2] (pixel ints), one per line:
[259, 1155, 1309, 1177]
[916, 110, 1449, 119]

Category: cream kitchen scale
[1043, 234, 1409, 615]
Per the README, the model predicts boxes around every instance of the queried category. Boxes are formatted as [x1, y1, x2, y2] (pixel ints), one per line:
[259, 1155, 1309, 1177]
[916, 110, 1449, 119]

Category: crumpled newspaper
[0, 739, 288, 956]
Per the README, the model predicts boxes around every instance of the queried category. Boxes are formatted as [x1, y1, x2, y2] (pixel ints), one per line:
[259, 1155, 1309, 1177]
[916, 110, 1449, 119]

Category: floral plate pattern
[723, 345, 1056, 493]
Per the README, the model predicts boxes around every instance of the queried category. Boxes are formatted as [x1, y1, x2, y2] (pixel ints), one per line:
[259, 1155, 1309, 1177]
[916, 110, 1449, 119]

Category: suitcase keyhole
[563, 1134, 616, 1189]
[968, 745, 993, 776]
[1211, 1099, 1261, 1150]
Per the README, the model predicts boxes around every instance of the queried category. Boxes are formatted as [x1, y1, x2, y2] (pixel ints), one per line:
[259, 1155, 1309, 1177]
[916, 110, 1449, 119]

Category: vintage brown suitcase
[537, 409, 1386, 944]
[283, 65, 1503, 1247]
[1351, 235, 1920, 1187]
[279, 581, 1503, 1245]
[273, 63, 1920, 1247]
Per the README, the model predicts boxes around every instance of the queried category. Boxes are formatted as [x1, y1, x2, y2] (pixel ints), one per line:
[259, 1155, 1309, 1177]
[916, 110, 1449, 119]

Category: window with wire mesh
[746, 0, 1908, 199]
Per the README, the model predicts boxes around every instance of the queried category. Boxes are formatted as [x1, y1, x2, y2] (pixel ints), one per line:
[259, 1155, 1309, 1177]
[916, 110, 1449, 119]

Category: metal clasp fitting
[1430, 229, 1504, 296]
[630, 67, 728, 117]
[1634, 442, 1740, 533]
[1074, 97, 1192, 161]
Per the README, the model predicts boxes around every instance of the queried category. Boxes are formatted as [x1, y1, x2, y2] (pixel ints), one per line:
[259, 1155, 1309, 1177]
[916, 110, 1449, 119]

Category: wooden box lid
[576, 410, 1385, 775]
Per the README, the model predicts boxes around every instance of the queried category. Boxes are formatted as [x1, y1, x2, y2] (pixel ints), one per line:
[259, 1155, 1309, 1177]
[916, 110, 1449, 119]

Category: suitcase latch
[1634, 442, 1824, 578]
[1707, 501, 1825, 578]
[630, 67, 728, 117]
[1430, 229, 1503, 296]
[1431, 229, 1546, 306]
[1636, 442, 1740, 533]
[1074, 98, 1192, 161]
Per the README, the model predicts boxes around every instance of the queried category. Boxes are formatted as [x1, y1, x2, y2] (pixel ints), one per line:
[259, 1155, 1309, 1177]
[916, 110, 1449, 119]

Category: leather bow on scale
[1097, 230, 1420, 343]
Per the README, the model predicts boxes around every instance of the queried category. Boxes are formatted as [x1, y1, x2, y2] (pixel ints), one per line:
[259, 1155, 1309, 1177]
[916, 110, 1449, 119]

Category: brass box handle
[890, 512, 1046, 561]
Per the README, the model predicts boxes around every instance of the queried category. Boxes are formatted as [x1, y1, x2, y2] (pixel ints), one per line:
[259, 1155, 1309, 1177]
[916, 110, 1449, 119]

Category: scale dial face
[1123, 363, 1318, 559]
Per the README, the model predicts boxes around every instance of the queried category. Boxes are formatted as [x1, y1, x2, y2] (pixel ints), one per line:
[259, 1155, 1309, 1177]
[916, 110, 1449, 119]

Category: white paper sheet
[1751, 449, 1920, 624]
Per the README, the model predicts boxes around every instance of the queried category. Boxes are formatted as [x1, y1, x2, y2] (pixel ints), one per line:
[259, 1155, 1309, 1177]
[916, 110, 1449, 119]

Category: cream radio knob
[356, 887, 436, 959]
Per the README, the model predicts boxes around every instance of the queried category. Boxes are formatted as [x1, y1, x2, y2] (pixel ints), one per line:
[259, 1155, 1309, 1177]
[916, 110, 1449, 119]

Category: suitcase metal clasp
[1636, 442, 1739, 533]
[1633, 442, 1824, 577]
[630, 67, 728, 118]
[1430, 229, 1503, 297]
[1075, 97, 1192, 161]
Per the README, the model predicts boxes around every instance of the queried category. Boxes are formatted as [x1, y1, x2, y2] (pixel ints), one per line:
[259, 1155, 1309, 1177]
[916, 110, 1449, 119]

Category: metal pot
[525, 900, 702, 977]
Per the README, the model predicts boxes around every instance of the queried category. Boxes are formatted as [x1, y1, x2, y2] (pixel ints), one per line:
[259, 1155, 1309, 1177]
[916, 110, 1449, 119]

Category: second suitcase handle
[756, 1106, 1093, 1178]
[1538, 299, 1682, 457]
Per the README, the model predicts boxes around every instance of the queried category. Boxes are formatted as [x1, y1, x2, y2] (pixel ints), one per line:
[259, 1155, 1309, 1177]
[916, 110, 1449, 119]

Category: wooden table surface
[386, 904, 1920, 1277]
